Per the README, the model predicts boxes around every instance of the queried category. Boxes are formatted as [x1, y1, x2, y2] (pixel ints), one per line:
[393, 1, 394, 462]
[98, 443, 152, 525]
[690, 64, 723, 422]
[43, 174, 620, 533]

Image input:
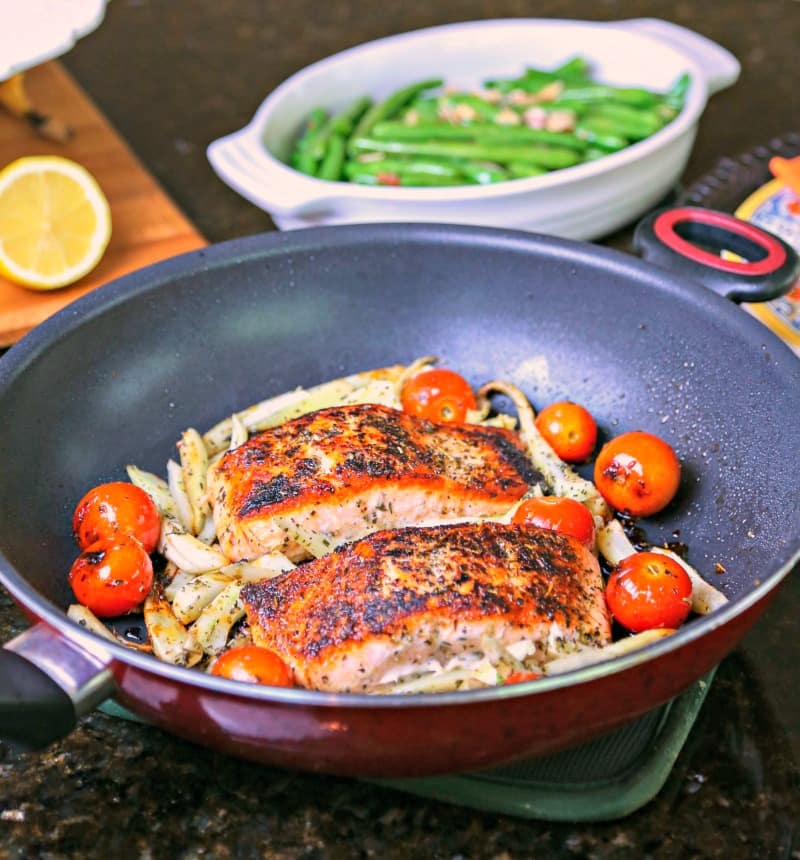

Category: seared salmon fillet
[208, 404, 539, 562]
[242, 522, 611, 692]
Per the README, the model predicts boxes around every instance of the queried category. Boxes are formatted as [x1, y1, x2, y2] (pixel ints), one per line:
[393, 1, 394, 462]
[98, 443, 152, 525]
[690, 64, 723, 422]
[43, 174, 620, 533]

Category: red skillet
[0, 208, 798, 777]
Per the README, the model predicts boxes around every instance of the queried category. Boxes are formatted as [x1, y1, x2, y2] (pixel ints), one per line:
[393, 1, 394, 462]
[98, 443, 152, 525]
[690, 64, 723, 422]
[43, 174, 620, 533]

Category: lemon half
[0, 156, 111, 290]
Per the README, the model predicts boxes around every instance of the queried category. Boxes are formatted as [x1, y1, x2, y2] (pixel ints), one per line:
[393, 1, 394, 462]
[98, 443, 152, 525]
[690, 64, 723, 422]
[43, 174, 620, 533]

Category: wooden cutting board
[0, 61, 206, 347]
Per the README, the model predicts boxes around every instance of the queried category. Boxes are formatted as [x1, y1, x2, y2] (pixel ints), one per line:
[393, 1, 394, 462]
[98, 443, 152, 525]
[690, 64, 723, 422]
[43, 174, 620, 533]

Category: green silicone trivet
[372, 669, 715, 822]
[100, 669, 715, 823]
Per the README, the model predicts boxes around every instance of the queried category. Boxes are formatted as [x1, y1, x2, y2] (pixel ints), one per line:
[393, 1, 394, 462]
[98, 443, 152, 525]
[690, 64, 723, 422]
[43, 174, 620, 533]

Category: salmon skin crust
[208, 403, 541, 562]
[241, 522, 611, 693]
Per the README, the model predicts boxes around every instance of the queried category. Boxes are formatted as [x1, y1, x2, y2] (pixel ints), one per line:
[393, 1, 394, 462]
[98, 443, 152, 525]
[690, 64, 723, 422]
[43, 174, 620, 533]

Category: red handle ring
[652, 208, 787, 276]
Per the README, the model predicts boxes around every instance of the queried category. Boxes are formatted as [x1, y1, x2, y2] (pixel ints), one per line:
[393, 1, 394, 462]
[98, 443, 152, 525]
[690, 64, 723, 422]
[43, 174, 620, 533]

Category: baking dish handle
[614, 18, 740, 95]
[633, 206, 800, 303]
[0, 623, 114, 751]
[207, 134, 345, 219]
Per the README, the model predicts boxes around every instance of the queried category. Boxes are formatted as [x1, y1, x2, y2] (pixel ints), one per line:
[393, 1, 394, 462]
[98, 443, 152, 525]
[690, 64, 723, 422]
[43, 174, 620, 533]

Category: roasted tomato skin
[511, 496, 596, 548]
[606, 551, 692, 633]
[534, 401, 597, 462]
[73, 482, 161, 552]
[68, 537, 154, 617]
[593, 431, 681, 517]
[400, 368, 477, 424]
[211, 645, 293, 687]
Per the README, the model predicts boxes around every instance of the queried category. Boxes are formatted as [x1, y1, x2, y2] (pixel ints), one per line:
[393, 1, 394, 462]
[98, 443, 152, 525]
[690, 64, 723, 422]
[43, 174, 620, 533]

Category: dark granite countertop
[2, 1, 799, 857]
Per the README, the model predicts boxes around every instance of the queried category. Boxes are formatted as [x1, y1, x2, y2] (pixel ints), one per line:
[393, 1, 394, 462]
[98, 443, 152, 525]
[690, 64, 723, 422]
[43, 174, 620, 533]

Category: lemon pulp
[0, 156, 111, 290]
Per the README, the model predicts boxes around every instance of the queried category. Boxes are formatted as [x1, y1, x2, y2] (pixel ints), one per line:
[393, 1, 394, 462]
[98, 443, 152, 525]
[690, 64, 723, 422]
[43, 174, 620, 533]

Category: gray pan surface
[0, 222, 798, 780]
[1, 223, 797, 614]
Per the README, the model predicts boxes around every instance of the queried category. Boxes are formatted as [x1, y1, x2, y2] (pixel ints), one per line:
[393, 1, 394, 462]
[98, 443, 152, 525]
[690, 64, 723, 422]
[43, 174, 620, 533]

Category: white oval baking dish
[207, 18, 739, 240]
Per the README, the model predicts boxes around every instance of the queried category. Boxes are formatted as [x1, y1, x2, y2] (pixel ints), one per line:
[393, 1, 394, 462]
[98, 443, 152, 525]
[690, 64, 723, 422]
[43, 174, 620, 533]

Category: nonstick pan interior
[0, 223, 798, 622]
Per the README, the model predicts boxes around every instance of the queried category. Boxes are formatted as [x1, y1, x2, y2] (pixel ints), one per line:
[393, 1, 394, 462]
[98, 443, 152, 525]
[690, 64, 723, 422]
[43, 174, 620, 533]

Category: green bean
[507, 162, 549, 179]
[559, 85, 659, 108]
[370, 121, 465, 141]
[330, 96, 373, 136]
[403, 97, 441, 123]
[317, 133, 346, 181]
[286, 59, 691, 185]
[437, 93, 500, 121]
[348, 78, 444, 151]
[350, 137, 582, 169]
[484, 58, 588, 94]
[574, 119, 629, 152]
[299, 111, 340, 163]
[347, 172, 383, 186]
[551, 56, 591, 82]
[471, 127, 587, 152]
[657, 103, 680, 122]
[370, 121, 469, 141]
[396, 172, 469, 187]
[539, 99, 594, 117]
[293, 107, 327, 142]
[289, 107, 328, 176]
[483, 69, 560, 94]
[481, 75, 522, 95]
[581, 146, 609, 162]
[458, 161, 508, 184]
[370, 121, 589, 152]
[292, 148, 319, 176]
[348, 156, 508, 184]
[345, 157, 462, 178]
[584, 103, 663, 139]
[349, 170, 467, 187]
[301, 98, 371, 175]
[664, 72, 691, 110]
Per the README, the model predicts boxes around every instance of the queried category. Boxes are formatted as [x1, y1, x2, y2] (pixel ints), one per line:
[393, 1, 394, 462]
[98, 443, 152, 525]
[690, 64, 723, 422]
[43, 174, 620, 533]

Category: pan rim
[1, 221, 798, 708]
[4, 221, 799, 378]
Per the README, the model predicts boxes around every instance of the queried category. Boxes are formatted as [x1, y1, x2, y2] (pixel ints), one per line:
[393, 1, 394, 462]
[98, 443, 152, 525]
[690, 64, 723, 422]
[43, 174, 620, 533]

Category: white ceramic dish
[207, 18, 739, 240]
[0, 0, 108, 80]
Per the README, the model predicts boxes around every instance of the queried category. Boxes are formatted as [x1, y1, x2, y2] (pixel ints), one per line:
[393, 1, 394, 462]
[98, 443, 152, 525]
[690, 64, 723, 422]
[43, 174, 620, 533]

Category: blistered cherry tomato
[400, 368, 477, 424]
[535, 401, 597, 462]
[512, 496, 596, 548]
[606, 551, 692, 633]
[505, 671, 542, 685]
[210, 645, 293, 687]
[73, 482, 160, 552]
[593, 431, 680, 518]
[68, 537, 154, 617]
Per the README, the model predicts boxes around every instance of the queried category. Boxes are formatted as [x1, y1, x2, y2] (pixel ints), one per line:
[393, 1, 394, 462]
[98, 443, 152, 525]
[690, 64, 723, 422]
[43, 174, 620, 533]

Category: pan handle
[633, 206, 799, 303]
[0, 624, 114, 751]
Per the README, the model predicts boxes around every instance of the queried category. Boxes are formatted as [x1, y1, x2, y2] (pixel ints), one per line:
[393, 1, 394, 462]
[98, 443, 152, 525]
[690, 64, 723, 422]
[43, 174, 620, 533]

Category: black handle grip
[633, 206, 799, 303]
[0, 649, 77, 752]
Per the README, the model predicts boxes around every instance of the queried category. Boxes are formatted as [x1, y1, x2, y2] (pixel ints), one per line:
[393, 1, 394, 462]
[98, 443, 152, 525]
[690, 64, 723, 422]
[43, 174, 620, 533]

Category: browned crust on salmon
[208, 404, 540, 561]
[242, 522, 610, 691]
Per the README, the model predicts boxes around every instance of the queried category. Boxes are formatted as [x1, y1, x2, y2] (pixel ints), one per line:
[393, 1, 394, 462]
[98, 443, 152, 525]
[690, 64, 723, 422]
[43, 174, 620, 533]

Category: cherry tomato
[505, 671, 542, 685]
[534, 401, 597, 463]
[400, 368, 477, 424]
[68, 537, 154, 617]
[73, 482, 160, 553]
[606, 551, 692, 633]
[210, 645, 293, 687]
[512, 496, 596, 548]
[593, 431, 681, 518]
